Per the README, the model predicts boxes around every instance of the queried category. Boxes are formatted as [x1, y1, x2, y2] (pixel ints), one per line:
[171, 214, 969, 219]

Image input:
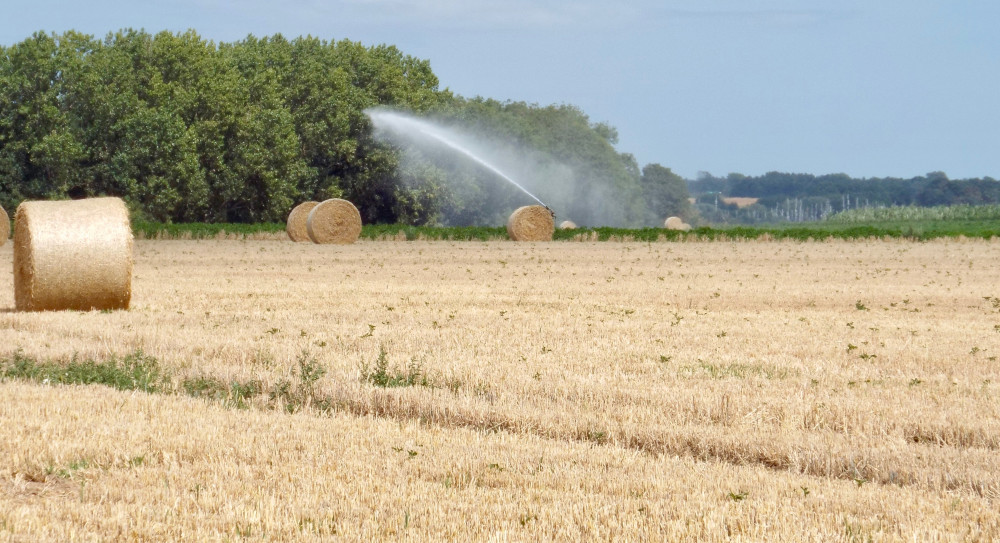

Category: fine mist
[365, 108, 631, 227]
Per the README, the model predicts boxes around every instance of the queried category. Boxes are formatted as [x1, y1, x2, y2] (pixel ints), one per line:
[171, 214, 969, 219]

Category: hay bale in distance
[680, 222, 693, 231]
[14, 197, 133, 311]
[664, 216, 685, 230]
[507, 205, 554, 241]
[286, 201, 319, 242]
[0, 205, 8, 246]
[559, 220, 577, 230]
[306, 198, 362, 244]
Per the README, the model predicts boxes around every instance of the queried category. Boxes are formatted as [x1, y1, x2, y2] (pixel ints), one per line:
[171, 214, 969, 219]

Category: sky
[3, 0, 999, 180]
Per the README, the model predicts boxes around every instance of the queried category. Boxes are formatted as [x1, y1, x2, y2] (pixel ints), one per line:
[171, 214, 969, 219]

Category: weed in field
[682, 359, 794, 380]
[46, 458, 91, 479]
[360, 346, 430, 388]
[584, 428, 608, 444]
[268, 351, 329, 413]
[0, 350, 167, 393]
[182, 376, 263, 409]
[728, 490, 748, 502]
[670, 312, 683, 326]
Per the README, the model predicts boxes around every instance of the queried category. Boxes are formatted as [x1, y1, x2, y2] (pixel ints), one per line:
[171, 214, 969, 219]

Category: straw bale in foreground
[306, 198, 362, 244]
[286, 201, 319, 242]
[14, 197, 133, 311]
[507, 205, 555, 241]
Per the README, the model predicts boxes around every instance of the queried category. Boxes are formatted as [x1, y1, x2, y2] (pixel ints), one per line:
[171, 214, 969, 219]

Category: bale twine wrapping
[0, 205, 8, 246]
[559, 220, 577, 230]
[306, 198, 362, 244]
[14, 197, 133, 311]
[507, 205, 554, 241]
[286, 201, 319, 242]
[664, 216, 685, 230]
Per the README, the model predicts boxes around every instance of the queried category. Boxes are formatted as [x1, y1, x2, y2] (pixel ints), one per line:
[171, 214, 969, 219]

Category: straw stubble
[13, 197, 133, 311]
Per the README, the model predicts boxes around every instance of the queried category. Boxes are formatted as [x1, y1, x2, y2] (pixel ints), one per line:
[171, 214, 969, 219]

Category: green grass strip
[131, 220, 1000, 242]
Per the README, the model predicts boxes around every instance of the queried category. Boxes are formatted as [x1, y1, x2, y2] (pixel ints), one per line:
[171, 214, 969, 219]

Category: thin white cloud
[177, 0, 851, 32]
[658, 8, 851, 26]
[335, 0, 851, 30]
[329, 0, 637, 28]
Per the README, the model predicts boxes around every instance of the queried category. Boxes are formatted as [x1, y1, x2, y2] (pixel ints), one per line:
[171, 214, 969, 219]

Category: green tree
[640, 163, 691, 225]
[0, 31, 90, 207]
[1, 28, 691, 226]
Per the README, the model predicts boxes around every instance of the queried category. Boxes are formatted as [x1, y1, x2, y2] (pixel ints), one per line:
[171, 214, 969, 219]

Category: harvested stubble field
[1, 238, 999, 541]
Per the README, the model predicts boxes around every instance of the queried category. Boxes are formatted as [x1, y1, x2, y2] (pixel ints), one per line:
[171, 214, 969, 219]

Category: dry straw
[664, 216, 685, 230]
[559, 220, 577, 230]
[507, 205, 555, 241]
[0, 205, 8, 246]
[286, 201, 319, 242]
[14, 197, 133, 311]
[306, 198, 362, 244]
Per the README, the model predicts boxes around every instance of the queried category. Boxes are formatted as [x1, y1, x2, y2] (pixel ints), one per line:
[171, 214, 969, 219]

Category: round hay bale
[306, 198, 362, 244]
[286, 201, 319, 242]
[664, 216, 685, 230]
[559, 220, 577, 230]
[14, 197, 133, 311]
[507, 205, 554, 241]
[0, 205, 8, 245]
[680, 222, 693, 231]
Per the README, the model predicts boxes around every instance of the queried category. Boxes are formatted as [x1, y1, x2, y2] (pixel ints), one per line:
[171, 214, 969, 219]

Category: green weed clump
[360, 346, 430, 388]
[0, 350, 333, 414]
[0, 349, 167, 393]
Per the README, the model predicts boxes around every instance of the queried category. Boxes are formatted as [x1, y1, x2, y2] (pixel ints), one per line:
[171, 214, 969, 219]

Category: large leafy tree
[0, 31, 89, 208]
[1, 29, 669, 226]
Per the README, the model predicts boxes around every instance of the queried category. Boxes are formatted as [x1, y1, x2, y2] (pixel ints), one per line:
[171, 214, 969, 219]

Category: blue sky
[3, 0, 998, 179]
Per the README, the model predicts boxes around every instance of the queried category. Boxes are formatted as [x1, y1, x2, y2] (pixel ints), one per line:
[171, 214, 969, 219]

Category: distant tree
[640, 163, 691, 225]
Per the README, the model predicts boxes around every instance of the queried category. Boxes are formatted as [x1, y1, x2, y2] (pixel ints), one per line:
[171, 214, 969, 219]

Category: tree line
[689, 170, 1000, 224]
[0, 30, 690, 226]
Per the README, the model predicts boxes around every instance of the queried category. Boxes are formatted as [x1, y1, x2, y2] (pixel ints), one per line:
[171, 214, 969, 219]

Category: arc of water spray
[367, 110, 552, 212]
[410, 125, 549, 208]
